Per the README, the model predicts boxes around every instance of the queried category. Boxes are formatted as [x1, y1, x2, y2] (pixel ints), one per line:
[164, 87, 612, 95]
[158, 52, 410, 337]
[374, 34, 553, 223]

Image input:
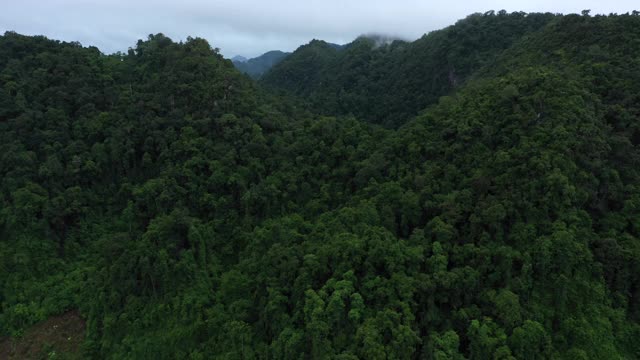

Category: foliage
[261, 11, 557, 128]
[1, 10, 640, 359]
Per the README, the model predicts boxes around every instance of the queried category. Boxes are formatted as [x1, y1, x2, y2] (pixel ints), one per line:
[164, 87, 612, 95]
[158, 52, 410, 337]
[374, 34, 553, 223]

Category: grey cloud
[1, 0, 637, 58]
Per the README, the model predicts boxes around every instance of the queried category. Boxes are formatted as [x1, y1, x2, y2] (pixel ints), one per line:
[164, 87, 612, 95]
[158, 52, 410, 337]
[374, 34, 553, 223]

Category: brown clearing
[0, 310, 85, 360]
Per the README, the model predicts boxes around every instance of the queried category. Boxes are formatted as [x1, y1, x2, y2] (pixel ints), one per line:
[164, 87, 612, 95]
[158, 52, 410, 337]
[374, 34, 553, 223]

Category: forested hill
[261, 11, 558, 128]
[232, 50, 291, 79]
[2, 11, 640, 360]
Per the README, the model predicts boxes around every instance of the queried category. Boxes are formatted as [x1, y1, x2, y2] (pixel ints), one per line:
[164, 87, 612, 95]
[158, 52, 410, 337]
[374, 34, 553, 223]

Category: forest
[1, 10, 640, 359]
[233, 51, 291, 79]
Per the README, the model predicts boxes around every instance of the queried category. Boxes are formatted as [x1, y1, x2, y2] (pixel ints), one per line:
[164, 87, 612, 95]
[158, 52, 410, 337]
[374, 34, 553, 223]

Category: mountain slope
[232, 50, 290, 78]
[2, 11, 640, 359]
[261, 11, 557, 127]
[231, 55, 248, 62]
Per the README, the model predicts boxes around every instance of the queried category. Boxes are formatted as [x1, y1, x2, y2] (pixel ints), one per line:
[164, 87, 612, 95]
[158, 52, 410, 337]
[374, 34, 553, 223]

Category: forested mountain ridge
[232, 50, 291, 79]
[261, 11, 558, 128]
[1, 10, 640, 359]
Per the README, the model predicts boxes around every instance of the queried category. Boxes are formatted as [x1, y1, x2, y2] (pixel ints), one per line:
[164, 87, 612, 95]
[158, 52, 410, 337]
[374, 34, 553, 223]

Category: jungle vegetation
[1, 10, 640, 359]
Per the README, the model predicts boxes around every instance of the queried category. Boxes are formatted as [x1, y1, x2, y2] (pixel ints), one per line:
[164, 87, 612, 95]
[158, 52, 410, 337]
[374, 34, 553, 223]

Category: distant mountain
[232, 50, 290, 78]
[231, 55, 248, 63]
[258, 40, 343, 92]
[261, 12, 557, 127]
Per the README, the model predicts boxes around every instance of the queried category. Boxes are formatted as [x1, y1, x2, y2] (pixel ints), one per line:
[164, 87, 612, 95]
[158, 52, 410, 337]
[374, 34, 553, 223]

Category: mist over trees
[261, 11, 558, 128]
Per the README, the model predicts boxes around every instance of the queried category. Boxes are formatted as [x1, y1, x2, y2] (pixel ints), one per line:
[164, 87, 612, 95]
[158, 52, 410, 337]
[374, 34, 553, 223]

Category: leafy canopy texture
[1, 11, 640, 359]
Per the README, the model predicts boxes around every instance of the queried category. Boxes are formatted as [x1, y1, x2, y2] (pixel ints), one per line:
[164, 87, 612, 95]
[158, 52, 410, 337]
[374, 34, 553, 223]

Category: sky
[1, 0, 637, 58]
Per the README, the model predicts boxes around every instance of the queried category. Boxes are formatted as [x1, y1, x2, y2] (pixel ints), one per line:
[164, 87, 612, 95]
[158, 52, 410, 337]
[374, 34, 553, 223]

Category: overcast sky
[1, 0, 637, 58]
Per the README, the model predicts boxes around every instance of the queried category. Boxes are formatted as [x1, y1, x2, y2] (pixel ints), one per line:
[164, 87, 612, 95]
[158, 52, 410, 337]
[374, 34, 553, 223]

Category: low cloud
[1, 0, 637, 58]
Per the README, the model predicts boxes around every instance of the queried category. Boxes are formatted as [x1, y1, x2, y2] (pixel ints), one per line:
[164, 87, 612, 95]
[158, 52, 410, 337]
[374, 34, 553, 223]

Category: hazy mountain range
[231, 50, 291, 78]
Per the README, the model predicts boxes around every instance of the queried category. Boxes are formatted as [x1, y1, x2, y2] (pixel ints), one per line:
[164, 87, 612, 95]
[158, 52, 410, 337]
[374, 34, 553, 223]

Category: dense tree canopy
[261, 11, 558, 128]
[1, 10, 640, 359]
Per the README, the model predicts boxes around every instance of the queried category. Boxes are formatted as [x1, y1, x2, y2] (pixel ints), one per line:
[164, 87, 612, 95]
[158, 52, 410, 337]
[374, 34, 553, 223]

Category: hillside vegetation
[261, 11, 558, 128]
[1, 11, 640, 359]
